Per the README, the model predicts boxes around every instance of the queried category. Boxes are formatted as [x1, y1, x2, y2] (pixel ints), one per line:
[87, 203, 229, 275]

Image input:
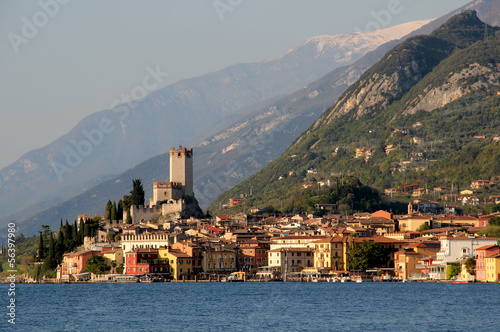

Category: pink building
[61, 250, 100, 276]
[476, 245, 500, 282]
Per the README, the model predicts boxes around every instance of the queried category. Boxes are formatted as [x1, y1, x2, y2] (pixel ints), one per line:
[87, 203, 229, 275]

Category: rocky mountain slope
[209, 11, 500, 214]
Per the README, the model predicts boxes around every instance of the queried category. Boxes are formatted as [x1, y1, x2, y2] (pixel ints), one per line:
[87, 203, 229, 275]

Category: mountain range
[0, 21, 427, 233]
[4, 0, 499, 237]
[208, 10, 500, 214]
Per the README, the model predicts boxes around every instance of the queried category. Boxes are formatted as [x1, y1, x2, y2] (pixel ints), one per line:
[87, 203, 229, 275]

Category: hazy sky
[0, 0, 472, 170]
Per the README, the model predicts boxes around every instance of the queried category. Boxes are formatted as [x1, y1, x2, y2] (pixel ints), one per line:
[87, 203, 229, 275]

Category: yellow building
[398, 215, 432, 232]
[485, 254, 500, 282]
[102, 248, 124, 274]
[202, 247, 236, 275]
[313, 237, 344, 272]
[158, 248, 192, 280]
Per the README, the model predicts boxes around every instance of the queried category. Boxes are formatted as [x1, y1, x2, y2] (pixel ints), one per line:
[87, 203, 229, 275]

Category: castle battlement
[170, 147, 193, 158]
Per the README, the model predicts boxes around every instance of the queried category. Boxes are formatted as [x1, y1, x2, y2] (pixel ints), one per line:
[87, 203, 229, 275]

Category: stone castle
[130, 147, 203, 223]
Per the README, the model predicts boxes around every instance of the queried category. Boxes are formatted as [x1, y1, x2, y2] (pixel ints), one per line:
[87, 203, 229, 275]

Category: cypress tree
[47, 232, 56, 269]
[111, 201, 117, 221]
[84, 223, 91, 238]
[64, 221, 71, 241]
[118, 200, 124, 221]
[38, 232, 45, 261]
[79, 218, 85, 243]
[72, 220, 78, 243]
[57, 230, 66, 258]
[130, 179, 145, 206]
[105, 200, 113, 220]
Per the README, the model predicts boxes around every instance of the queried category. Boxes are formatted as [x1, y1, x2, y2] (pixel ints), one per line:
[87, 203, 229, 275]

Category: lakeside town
[9, 147, 500, 284]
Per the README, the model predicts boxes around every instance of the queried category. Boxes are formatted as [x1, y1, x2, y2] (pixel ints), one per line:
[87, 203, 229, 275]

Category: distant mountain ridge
[0, 21, 422, 228]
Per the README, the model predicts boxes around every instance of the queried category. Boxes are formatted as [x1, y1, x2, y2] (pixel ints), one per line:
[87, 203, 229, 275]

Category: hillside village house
[398, 215, 432, 232]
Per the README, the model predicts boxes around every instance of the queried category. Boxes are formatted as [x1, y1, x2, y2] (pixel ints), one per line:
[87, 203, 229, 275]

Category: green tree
[84, 255, 111, 275]
[122, 195, 132, 211]
[347, 241, 390, 271]
[447, 263, 461, 279]
[478, 226, 500, 238]
[117, 200, 124, 221]
[105, 200, 113, 220]
[37, 232, 45, 261]
[464, 257, 476, 275]
[111, 201, 117, 221]
[106, 233, 115, 243]
[73, 220, 78, 244]
[130, 179, 145, 206]
[78, 218, 85, 243]
[416, 223, 431, 232]
[489, 217, 500, 226]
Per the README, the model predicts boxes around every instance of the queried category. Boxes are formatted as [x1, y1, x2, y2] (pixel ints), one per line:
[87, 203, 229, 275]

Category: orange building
[237, 239, 271, 271]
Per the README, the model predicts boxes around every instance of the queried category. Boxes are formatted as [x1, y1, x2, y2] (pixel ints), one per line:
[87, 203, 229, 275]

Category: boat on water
[451, 280, 469, 284]
[115, 275, 139, 283]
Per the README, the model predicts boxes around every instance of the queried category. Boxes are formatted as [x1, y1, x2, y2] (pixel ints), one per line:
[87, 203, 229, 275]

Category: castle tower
[169, 147, 193, 197]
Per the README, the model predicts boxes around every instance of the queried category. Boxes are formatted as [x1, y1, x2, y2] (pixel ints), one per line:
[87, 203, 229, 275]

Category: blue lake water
[1, 282, 499, 331]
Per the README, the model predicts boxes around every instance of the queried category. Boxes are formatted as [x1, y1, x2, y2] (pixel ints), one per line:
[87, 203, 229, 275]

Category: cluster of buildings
[55, 147, 500, 282]
[56, 208, 500, 282]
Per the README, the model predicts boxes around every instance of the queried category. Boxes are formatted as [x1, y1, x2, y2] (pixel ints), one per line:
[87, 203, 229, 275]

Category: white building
[269, 235, 327, 251]
[268, 247, 314, 276]
[121, 231, 170, 253]
[429, 235, 498, 280]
